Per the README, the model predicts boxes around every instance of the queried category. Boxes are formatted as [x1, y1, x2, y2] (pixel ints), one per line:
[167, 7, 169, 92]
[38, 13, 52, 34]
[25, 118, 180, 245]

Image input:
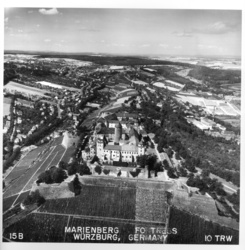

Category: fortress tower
[97, 135, 106, 159]
[114, 122, 122, 145]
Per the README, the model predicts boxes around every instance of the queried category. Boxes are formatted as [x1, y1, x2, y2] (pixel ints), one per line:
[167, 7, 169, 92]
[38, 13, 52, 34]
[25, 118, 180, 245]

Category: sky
[4, 8, 242, 57]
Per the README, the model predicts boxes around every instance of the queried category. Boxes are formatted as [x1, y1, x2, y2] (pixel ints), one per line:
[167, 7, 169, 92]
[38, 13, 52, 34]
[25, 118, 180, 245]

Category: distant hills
[4, 50, 194, 67]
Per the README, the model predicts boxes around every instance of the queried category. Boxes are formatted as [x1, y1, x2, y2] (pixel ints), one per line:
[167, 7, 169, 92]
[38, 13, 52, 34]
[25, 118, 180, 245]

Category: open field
[3, 194, 19, 212]
[36, 80, 80, 92]
[4, 81, 52, 97]
[38, 57, 93, 67]
[5, 168, 29, 185]
[61, 146, 75, 163]
[3, 158, 50, 198]
[3, 137, 70, 200]
[22, 146, 66, 192]
[13, 190, 31, 206]
[153, 82, 181, 92]
[176, 94, 240, 116]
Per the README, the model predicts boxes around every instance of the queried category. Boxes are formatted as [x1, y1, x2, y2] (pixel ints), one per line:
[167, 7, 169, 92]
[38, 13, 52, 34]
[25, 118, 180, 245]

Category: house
[16, 98, 34, 108]
[116, 112, 138, 121]
[17, 117, 22, 124]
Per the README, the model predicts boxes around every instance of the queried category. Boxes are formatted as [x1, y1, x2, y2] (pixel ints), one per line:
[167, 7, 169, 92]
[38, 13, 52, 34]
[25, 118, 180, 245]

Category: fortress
[96, 121, 145, 163]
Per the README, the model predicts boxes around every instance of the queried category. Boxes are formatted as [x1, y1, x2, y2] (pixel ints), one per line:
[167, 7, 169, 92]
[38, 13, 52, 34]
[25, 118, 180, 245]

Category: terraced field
[3, 213, 68, 242]
[65, 217, 135, 243]
[39, 185, 136, 220]
[3, 180, 170, 242]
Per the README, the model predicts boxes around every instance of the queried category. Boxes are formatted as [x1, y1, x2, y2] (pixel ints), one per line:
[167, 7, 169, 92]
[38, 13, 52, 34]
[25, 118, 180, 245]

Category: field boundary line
[4, 189, 31, 200]
[63, 215, 71, 242]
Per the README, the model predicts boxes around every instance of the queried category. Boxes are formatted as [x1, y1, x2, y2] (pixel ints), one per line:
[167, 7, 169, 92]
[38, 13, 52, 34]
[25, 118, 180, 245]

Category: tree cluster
[23, 190, 46, 206]
[187, 172, 226, 196]
[66, 160, 92, 176]
[37, 165, 68, 184]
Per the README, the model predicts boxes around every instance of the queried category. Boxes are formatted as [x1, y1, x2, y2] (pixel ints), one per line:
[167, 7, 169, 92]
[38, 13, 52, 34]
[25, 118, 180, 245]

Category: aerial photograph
[2, 6, 241, 245]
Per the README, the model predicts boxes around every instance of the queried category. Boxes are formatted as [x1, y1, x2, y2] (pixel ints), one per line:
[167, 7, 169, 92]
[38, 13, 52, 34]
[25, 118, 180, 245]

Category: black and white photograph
[1, 0, 244, 248]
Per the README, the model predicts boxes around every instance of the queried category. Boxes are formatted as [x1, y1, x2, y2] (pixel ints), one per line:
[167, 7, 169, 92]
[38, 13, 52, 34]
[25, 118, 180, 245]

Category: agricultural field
[65, 217, 135, 243]
[135, 188, 167, 222]
[4, 81, 52, 97]
[3, 213, 68, 242]
[39, 185, 136, 220]
[3, 212, 136, 242]
[172, 186, 239, 230]
[168, 206, 239, 244]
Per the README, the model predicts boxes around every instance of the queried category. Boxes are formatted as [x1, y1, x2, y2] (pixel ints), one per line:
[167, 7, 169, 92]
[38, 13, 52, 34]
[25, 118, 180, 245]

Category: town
[2, 51, 240, 243]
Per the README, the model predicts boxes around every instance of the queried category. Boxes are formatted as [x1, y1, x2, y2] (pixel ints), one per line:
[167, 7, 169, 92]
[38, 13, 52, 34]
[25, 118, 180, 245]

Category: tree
[167, 168, 177, 179]
[91, 155, 100, 164]
[51, 167, 67, 183]
[137, 155, 148, 168]
[187, 164, 197, 173]
[153, 162, 163, 176]
[186, 175, 196, 187]
[79, 163, 92, 175]
[117, 170, 122, 177]
[201, 169, 210, 178]
[175, 152, 181, 160]
[103, 169, 110, 175]
[68, 174, 82, 196]
[37, 166, 67, 184]
[163, 159, 170, 170]
[178, 166, 188, 177]
[37, 171, 53, 184]
[59, 161, 68, 170]
[67, 161, 79, 175]
[94, 165, 102, 175]
[146, 155, 157, 178]
[23, 190, 45, 206]
[166, 148, 173, 158]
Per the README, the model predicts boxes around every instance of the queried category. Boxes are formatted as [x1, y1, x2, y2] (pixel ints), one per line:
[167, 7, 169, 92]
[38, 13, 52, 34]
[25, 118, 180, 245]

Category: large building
[96, 121, 145, 163]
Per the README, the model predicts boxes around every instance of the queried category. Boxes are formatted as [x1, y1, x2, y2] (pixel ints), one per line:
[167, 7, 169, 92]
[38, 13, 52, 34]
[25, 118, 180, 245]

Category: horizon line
[4, 49, 241, 59]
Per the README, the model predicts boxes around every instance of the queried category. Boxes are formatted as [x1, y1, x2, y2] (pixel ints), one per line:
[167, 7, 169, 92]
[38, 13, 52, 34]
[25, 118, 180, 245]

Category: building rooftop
[104, 145, 121, 151]
[121, 144, 138, 152]
[116, 112, 138, 119]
